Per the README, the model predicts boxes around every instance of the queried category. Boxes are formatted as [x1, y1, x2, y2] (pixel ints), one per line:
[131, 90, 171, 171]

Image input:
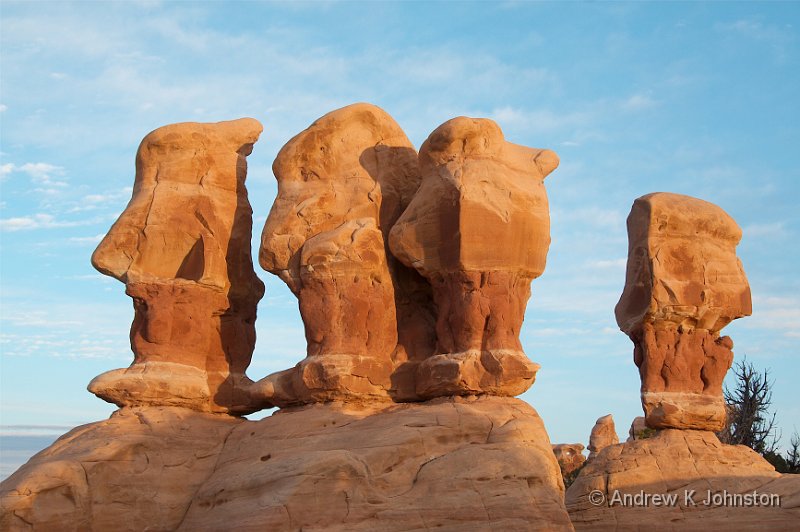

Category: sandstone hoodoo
[88, 118, 265, 415]
[389, 116, 559, 399]
[587, 414, 618, 460]
[252, 103, 437, 407]
[1, 106, 575, 531]
[615, 192, 752, 431]
[566, 192, 800, 530]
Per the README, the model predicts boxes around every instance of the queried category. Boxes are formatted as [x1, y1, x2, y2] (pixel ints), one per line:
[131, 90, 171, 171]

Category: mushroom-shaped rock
[389, 117, 559, 399]
[615, 192, 751, 431]
[254, 103, 435, 407]
[89, 118, 265, 414]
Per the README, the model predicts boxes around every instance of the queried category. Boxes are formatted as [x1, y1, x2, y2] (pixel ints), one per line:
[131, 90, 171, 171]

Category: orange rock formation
[253, 103, 436, 407]
[615, 192, 751, 431]
[389, 117, 559, 399]
[88, 118, 265, 414]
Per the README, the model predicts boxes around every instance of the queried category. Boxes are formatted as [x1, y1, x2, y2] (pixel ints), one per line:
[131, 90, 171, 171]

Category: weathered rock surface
[627, 416, 650, 442]
[89, 118, 265, 414]
[256, 103, 436, 407]
[553, 443, 587, 479]
[615, 193, 751, 431]
[389, 117, 559, 399]
[1, 397, 573, 531]
[566, 429, 800, 530]
[587, 414, 618, 460]
[0, 407, 241, 531]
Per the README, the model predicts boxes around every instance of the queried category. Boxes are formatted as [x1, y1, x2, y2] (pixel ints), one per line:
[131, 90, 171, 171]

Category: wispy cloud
[68, 234, 105, 245]
[743, 222, 787, 238]
[1, 162, 67, 187]
[620, 92, 658, 111]
[587, 258, 627, 269]
[0, 213, 91, 232]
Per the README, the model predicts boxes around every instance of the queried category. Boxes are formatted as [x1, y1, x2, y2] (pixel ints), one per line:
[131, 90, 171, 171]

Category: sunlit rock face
[254, 103, 436, 407]
[0, 397, 575, 531]
[615, 192, 752, 431]
[389, 116, 559, 399]
[587, 414, 619, 460]
[553, 443, 587, 478]
[89, 118, 265, 414]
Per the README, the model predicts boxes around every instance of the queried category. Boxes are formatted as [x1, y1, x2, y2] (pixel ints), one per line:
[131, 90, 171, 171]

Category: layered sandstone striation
[615, 193, 751, 431]
[254, 103, 436, 407]
[566, 430, 800, 530]
[389, 117, 559, 399]
[89, 118, 265, 414]
[587, 414, 618, 460]
[1, 397, 574, 531]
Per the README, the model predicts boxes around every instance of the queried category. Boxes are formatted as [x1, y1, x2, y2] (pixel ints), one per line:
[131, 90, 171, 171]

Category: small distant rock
[588, 414, 619, 459]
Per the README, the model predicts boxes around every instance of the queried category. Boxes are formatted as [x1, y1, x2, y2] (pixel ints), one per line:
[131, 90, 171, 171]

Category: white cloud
[0, 163, 14, 179]
[620, 93, 657, 111]
[0, 104, 7, 112]
[743, 222, 787, 238]
[489, 106, 593, 134]
[1, 162, 67, 187]
[0, 213, 86, 231]
[742, 294, 800, 337]
[68, 234, 105, 244]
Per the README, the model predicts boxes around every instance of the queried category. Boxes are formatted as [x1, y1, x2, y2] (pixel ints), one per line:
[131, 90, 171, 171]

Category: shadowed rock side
[389, 117, 559, 399]
[88, 118, 265, 414]
[254, 103, 436, 408]
[615, 192, 751, 431]
[1, 397, 574, 531]
[565, 430, 800, 531]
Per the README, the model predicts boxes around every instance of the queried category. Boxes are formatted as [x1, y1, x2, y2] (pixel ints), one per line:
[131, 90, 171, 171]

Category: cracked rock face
[388, 117, 559, 399]
[255, 103, 436, 407]
[566, 429, 800, 531]
[1, 397, 574, 531]
[89, 118, 265, 415]
[615, 193, 752, 431]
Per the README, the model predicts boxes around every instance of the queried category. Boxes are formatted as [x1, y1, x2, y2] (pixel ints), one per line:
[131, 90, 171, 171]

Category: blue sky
[1, 1, 798, 460]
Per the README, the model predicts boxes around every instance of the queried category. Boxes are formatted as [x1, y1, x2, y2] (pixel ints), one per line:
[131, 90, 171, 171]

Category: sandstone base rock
[566, 429, 800, 530]
[1, 397, 573, 531]
[0, 407, 241, 531]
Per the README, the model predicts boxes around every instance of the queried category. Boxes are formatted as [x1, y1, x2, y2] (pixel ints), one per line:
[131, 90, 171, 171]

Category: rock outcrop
[566, 430, 800, 530]
[587, 414, 618, 460]
[389, 117, 559, 399]
[626, 416, 650, 442]
[1, 397, 574, 531]
[615, 193, 751, 431]
[553, 443, 587, 479]
[254, 103, 436, 407]
[567, 193, 799, 530]
[89, 118, 265, 415]
[1, 107, 574, 531]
